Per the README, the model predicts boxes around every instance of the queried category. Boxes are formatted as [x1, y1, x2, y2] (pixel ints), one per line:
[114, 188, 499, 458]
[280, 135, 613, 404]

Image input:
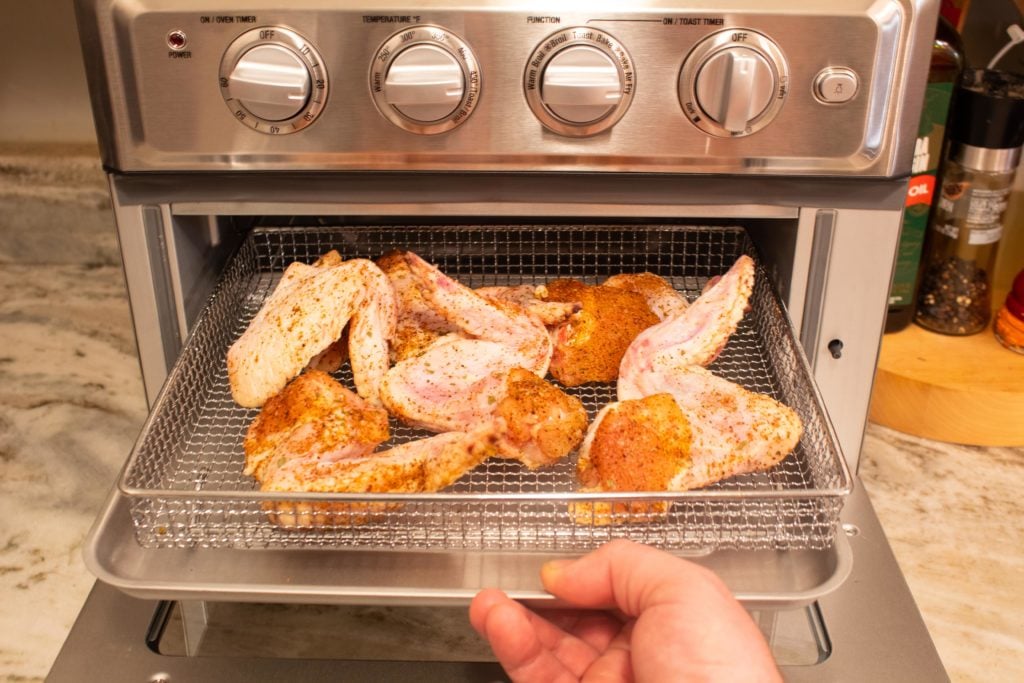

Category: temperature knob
[370, 27, 481, 134]
[679, 30, 788, 138]
[219, 27, 327, 134]
[524, 28, 635, 137]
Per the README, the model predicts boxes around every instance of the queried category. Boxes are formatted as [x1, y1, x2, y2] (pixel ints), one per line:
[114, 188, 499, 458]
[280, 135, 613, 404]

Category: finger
[542, 540, 781, 682]
[534, 608, 624, 653]
[540, 539, 732, 616]
[471, 590, 604, 678]
[582, 621, 634, 683]
[480, 599, 579, 683]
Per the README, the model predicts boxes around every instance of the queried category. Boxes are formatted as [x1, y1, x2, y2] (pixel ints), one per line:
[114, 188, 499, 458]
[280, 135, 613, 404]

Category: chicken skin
[618, 255, 754, 400]
[227, 255, 397, 408]
[603, 272, 690, 321]
[595, 367, 802, 490]
[545, 279, 660, 387]
[380, 252, 553, 432]
[572, 256, 802, 519]
[377, 250, 457, 363]
[577, 393, 692, 492]
[260, 421, 504, 527]
[243, 370, 390, 483]
[494, 367, 588, 469]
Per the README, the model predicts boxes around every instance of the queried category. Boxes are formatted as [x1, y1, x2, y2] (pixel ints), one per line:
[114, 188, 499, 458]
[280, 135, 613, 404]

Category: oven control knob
[219, 27, 328, 134]
[382, 44, 464, 122]
[679, 30, 788, 138]
[524, 27, 635, 137]
[540, 46, 622, 124]
[370, 26, 481, 135]
[228, 44, 311, 121]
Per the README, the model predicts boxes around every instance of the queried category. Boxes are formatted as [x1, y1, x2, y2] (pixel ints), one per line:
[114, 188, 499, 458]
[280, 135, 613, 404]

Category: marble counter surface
[1, 148, 1021, 682]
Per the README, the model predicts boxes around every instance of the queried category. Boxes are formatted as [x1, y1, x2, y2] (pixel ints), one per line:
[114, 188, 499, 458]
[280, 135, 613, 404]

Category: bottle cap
[948, 69, 1024, 150]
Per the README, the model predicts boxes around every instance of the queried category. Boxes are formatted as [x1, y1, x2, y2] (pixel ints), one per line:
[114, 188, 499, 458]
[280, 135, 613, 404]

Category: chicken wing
[380, 252, 553, 432]
[545, 279, 660, 386]
[377, 250, 457, 363]
[572, 366, 801, 524]
[260, 421, 504, 527]
[618, 255, 754, 400]
[243, 370, 390, 483]
[227, 256, 397, 408]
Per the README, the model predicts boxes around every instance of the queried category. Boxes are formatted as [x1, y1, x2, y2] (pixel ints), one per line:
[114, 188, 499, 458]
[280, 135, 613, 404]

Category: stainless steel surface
[807, 208, 902, 463]
[54, 483, 948, 681]
[84, 487, 852, 607]
[74, 0, 937, 175]
[110, 225, 849, 554]
[952, 142, 1024, 173]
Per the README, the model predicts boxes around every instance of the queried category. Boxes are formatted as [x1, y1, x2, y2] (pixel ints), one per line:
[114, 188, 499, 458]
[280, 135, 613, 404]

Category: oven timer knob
[679, 30, 788, 138]
[219, 27, 328, 134]
[524, 27, 635, 137]
[370, 26, 481, 135]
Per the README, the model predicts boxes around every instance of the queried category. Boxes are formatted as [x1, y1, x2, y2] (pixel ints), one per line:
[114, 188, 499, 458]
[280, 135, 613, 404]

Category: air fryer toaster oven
[51, 1, 948, 680]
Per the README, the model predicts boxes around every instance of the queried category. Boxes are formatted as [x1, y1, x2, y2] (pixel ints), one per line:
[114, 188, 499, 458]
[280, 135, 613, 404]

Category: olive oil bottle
[884, 16, 964, 332]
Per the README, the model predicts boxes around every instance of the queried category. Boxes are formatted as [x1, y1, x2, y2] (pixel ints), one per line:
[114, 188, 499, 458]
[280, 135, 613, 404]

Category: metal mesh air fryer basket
[119, 225, 850, 551]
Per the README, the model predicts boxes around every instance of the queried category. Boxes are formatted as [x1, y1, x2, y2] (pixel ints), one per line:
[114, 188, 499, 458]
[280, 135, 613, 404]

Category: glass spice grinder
[915, 69, 1024, 336]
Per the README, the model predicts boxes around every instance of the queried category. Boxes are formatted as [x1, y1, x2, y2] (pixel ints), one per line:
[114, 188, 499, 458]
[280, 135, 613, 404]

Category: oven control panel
[80, 0, 933, 176]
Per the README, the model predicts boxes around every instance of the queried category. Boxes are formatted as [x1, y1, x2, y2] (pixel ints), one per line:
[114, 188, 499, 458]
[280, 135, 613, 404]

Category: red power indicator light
[167, 30, 188, 50]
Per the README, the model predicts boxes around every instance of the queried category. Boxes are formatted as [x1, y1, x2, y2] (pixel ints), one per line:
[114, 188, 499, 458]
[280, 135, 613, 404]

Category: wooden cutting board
[869, 316, 1024, 446]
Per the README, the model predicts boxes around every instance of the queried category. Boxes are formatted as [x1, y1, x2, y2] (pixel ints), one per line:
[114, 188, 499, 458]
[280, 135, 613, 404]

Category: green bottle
[885, 16, 964, 333]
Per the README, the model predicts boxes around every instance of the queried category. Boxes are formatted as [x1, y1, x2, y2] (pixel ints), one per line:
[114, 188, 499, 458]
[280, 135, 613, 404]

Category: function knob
[524, 28, 635, 137]
[541, 46, 622, 124]
[219, 27, 327, 134]
[679, 30, 788, 138]
[370, 26, 481, 135]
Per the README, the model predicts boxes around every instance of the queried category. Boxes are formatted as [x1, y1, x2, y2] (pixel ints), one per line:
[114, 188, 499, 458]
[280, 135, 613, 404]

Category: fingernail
[541, 559, 573, 582]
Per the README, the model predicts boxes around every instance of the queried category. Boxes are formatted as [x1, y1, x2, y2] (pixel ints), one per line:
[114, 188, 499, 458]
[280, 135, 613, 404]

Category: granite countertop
[1, 148, 1021, 682]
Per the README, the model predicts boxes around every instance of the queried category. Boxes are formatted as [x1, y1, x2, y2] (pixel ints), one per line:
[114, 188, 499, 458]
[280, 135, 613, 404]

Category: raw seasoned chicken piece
[618, 255, 755, 399]
[476, 285, 579, 326]
[377, 250, 458, 363]
[260, 421, 504, 527]
[581, 368, 802, 497]
[227, 256, 397, 408]
[576, 394, 692, 492]
[603, 272, 690, 321]
[570, 394, 690, 524]
[380, 253, 553, 432]
[546, 279, 660, 386]
[243, 370, 389, 483]
[494, 367, 588, 469]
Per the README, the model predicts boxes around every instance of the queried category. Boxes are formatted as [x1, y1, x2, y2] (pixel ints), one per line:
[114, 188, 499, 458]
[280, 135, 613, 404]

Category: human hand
[469, 539, 781, 682]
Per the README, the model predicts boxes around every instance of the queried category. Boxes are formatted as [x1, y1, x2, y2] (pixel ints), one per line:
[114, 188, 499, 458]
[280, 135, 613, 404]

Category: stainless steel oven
[52, 0, 948, 679]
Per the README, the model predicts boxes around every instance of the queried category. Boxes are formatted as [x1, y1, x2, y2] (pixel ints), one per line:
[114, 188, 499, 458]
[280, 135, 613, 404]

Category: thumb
[540, 539, 734, 617]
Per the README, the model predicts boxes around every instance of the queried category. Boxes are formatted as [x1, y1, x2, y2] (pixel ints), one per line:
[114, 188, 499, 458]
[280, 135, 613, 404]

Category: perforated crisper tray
[118, 225, 850, 552]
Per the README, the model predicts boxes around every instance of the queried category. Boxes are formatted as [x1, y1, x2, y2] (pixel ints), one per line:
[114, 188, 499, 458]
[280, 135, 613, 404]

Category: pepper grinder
[915, 69, 1024, 336]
